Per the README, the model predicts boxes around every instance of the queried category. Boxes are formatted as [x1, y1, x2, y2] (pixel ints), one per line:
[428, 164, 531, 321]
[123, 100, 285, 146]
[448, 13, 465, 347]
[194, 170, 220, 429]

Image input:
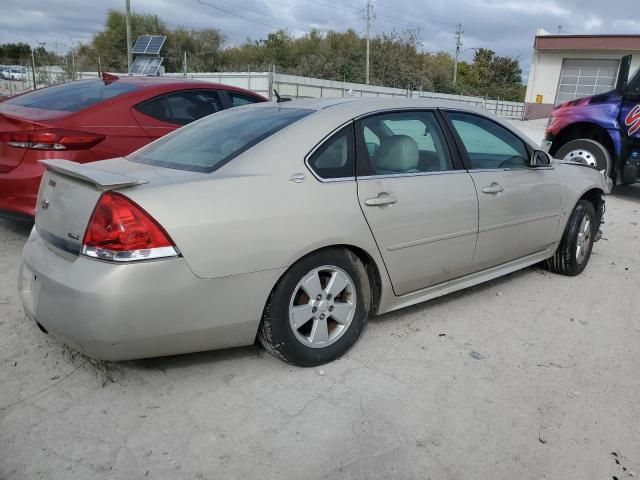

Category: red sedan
[0, 74, 266, 220]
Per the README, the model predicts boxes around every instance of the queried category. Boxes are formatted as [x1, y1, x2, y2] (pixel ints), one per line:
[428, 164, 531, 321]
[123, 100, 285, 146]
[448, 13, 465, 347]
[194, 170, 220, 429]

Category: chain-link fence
[0, 55, 77, 98]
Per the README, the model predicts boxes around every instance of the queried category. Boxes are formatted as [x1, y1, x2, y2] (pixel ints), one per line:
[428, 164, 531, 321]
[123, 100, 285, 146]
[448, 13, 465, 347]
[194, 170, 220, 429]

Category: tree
[0, 43, 32, 64]
[455, 48, 525, 101]
[64, 9, 526, 101]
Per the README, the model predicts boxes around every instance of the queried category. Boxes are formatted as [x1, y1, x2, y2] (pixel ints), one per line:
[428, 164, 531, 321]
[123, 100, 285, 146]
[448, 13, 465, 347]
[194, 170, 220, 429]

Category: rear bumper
[19, 228, 284, 361]
[0, 160, 43, 218]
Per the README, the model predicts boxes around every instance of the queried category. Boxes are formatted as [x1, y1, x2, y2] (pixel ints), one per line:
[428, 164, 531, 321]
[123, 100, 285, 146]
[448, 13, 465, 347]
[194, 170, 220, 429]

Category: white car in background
[9, 67, 27, 81]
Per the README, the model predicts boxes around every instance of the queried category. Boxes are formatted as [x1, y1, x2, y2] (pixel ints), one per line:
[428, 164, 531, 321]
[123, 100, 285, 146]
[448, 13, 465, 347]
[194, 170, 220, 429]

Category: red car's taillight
[0, 128, 104, 150]
[82, 192, 178, 262]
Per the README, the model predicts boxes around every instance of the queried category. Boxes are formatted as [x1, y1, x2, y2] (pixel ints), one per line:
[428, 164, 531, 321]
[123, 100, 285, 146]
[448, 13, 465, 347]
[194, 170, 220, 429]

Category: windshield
[6, 79, 139, 112]
[129, 106, 313, 173]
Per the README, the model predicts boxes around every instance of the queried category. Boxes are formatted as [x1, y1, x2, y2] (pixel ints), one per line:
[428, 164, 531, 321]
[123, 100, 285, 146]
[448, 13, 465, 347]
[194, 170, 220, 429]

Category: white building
[524, 30, 640, 119]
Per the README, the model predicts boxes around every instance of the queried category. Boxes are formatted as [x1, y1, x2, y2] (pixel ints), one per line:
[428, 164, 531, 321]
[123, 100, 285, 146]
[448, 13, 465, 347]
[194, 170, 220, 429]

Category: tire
[547, 200, 596, 276]
[556, 139, 612, 177]
[258, 248, 371, 366]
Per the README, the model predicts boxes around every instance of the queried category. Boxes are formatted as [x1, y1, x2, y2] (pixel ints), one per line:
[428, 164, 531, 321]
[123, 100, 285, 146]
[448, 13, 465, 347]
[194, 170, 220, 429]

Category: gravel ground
[1, 120, 639, 479]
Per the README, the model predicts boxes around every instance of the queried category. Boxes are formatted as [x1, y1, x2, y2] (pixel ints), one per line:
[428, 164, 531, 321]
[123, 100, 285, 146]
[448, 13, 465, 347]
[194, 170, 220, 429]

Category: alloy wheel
[288, 265, 357, 348]
[576, 214, 592, 264]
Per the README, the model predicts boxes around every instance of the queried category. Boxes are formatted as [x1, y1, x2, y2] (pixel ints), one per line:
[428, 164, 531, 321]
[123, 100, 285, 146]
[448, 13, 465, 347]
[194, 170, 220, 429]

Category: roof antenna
[273, 89, 282, 102]
[102, 72, 119, 84]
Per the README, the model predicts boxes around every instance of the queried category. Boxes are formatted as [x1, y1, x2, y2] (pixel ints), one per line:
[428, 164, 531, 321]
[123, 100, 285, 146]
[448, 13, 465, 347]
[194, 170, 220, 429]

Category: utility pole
[183, 51, 187, 78]
[453, 23, 463, 85]
[30, 48, 37, 90]
[125, 0, 132, 73]
[365, 0, 373, 84]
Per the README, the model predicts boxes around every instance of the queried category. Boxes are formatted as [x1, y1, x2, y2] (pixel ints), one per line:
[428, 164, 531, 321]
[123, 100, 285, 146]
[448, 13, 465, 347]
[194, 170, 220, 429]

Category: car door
[132, 90, 224, 140]
[443, 110, 562, 271]
[355, 110, 479, 296]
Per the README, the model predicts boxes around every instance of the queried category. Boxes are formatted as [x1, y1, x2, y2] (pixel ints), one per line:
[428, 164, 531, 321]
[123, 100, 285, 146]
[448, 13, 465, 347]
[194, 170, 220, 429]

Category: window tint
[446, 112, 530, 170]
[130, 107, 312, 173]
[136, 96, 171, 122]
[6, 79, 138, 112]
[307, 125, 355, 179]
[228, 92, 263, 107]
[136, 90, 223, 125]
[363, 126, 380, 156]
[357, 111, 453, 175]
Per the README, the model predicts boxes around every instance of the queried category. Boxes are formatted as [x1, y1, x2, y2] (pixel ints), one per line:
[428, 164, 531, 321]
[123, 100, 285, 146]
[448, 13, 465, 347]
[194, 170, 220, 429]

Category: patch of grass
[61, 344, 118, 387]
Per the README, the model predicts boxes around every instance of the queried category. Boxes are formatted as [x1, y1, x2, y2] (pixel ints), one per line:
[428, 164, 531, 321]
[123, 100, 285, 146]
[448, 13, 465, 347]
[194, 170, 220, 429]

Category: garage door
[556, 59, 620, 104]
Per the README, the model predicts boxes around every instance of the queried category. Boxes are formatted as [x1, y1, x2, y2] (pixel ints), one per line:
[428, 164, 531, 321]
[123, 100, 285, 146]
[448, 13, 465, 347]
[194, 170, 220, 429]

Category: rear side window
[130, 106, 312, 173]
[307, 125, 355, 179]
[228, 92, 263, 107]
[6, 80, 138, 112]
[136, 90, 224, 125]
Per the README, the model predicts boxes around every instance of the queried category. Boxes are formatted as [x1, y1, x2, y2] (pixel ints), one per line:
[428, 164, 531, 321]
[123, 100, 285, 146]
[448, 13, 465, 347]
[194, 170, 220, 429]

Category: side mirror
[616, 55, 632, 93]
[531, 149, 552, 167]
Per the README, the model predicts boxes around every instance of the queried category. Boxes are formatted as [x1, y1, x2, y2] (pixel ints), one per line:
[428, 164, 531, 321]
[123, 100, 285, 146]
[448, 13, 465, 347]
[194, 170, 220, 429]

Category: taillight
[82, 191, 178, 262]
[0, 128, 104, 150]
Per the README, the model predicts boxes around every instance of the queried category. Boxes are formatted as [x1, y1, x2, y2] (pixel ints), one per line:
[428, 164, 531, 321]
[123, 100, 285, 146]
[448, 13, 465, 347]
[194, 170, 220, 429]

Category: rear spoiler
[39, 159, 147, 190]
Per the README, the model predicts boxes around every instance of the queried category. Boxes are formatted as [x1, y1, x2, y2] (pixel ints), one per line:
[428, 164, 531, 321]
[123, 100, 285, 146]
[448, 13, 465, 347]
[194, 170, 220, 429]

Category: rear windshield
[129, 106, 313, 173]
[6, 80, 139, 112]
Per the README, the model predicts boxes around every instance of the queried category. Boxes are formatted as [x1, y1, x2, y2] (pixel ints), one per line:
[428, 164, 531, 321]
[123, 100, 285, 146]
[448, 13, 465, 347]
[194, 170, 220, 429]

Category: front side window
[356, 111, 453, 176]
[445, 112, 530, 170]
[166, 91, 223, 124]
[130, 106, 312, 173]
[307, 125, 355, 179]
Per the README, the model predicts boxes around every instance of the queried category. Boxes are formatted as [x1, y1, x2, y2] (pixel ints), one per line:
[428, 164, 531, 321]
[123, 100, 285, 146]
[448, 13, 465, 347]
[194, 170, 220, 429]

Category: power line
[310, 0, 451, 34]
[196, 0, 361, 34]
[209, 0, 326, 31]
[370, 0, 458, 28]
[194, 0, 283, 30]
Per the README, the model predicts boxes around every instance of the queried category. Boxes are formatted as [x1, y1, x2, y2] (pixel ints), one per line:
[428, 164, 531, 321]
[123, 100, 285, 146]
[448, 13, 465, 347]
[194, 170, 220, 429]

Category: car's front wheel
[258, 248, 370, 366]
[547, 200, 596, 276]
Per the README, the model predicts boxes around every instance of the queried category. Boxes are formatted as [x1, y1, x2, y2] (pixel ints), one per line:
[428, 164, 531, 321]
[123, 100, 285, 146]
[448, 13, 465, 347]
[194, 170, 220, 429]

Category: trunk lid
[35, 159, 147, 255]
[34, 158, 199, 256]
[0, 102, 72, 172]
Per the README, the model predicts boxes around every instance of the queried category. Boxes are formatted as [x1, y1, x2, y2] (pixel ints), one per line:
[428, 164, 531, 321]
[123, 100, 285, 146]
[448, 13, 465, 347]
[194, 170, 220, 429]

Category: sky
[1, 0, 639, 81]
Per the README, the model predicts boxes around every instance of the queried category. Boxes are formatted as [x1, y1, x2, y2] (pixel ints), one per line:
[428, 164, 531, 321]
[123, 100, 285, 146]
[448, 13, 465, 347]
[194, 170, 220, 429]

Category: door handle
[481, 183, 504, 194]
[364, 193, 397, 207]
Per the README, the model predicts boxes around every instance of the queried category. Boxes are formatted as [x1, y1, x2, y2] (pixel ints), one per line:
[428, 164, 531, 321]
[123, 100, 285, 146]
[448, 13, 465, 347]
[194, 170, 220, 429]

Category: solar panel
[131, 35, 166, 55]
[129, 56, 164, 75]
[132, 36, 152, 54]
[145, 36, 166, 55]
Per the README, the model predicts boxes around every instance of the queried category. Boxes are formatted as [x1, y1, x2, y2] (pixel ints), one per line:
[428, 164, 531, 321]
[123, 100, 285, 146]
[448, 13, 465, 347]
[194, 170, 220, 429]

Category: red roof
[535, 34, 640, 51]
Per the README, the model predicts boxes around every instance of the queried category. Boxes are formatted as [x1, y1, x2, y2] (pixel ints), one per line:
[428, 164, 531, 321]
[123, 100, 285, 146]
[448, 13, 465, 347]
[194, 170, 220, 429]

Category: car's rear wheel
[556, 139, 611, 176]
[547, 200, 596, 276]
[258, 248, 370, 366]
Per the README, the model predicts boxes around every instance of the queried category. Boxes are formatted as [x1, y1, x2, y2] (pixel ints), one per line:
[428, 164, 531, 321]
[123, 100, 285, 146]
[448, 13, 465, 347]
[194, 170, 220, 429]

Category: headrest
[375, 135, 419, 172]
